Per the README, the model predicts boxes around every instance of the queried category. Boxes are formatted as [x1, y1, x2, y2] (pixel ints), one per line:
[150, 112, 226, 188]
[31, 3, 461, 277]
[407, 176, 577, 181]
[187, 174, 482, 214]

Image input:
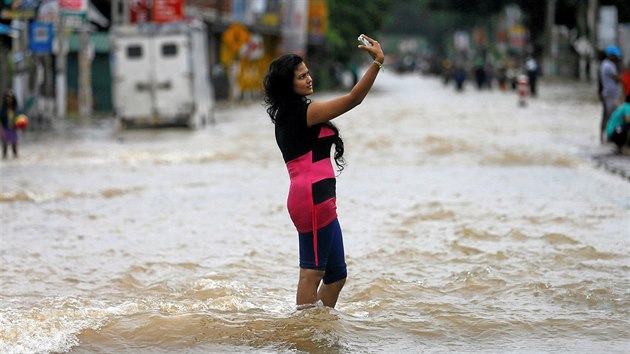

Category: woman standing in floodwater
[263, 34, 384, 309]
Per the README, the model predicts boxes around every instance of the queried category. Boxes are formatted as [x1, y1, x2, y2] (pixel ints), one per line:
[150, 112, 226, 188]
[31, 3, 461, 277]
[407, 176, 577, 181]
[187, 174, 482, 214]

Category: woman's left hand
[357, 34, 385, 64]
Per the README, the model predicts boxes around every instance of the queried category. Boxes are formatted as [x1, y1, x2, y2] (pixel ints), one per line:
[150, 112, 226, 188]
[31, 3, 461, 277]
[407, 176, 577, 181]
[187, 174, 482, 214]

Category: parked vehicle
[110, 20, 214, 128]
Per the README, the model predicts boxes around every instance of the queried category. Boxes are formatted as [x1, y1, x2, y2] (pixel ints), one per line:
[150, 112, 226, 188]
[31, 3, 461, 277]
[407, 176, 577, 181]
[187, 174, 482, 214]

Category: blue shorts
[298, 218, 347, 284]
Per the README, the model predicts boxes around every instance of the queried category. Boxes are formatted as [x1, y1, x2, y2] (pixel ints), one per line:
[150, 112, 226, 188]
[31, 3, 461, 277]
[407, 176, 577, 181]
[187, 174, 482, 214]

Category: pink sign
[59, 0, 87, 13]
[130, 0, 150, 23]
[152, 0, 184, 23]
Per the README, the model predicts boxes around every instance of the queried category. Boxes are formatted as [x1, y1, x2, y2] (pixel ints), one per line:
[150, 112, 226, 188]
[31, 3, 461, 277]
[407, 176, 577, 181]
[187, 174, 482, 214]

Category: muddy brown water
[1, 72, 628, 353]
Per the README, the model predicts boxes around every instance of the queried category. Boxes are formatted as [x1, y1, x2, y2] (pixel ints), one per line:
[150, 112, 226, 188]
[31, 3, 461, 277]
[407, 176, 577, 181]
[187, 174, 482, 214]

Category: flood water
[1, 72, 629, 353]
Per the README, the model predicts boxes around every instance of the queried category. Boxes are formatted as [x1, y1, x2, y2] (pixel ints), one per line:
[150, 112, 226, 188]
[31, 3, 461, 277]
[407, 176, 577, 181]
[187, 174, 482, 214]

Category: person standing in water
[599, 46, 622, 143]
[263, 34, 384, 309]
[0, 90, 20, 159]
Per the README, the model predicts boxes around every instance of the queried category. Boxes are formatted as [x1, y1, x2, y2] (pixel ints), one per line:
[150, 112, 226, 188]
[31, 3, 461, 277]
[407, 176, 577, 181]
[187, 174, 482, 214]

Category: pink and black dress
[275, 102, 347, 284]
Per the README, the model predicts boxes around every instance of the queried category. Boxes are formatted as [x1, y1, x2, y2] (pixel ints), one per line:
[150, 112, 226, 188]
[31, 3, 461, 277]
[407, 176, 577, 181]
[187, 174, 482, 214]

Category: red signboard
[59, 0, 87, 13]
[130, 0, 150, 23]
[152, 0, 185, 23]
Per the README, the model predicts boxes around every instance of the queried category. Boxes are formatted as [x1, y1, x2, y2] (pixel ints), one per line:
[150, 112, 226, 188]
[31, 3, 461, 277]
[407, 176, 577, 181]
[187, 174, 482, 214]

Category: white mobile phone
[357, 35, 371, 47]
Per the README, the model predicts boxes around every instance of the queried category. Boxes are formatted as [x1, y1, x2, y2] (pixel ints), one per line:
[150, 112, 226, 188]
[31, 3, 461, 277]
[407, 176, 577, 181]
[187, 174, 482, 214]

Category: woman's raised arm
[306, 34, 385, 127]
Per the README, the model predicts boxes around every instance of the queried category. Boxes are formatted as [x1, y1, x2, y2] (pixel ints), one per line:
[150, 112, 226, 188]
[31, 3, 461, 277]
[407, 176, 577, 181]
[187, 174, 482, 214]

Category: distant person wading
[599, 45, 622, 143]
[0, 90, 20, 159]
[263, 34, 385, 309]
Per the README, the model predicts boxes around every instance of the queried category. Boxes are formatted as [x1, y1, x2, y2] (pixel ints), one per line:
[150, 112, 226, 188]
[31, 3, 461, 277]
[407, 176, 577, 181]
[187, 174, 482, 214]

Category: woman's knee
[326, 277, 346, 291]
[299, 268, 324, 284]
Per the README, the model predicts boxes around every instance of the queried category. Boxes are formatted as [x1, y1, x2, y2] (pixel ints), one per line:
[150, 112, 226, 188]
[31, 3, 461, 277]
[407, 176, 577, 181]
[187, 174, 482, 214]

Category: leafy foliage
[326, 0, 394, 64]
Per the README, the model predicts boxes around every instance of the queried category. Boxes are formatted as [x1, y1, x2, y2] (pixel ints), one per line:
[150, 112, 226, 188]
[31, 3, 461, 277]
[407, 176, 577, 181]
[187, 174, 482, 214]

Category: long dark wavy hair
[263, 54, 346, 172]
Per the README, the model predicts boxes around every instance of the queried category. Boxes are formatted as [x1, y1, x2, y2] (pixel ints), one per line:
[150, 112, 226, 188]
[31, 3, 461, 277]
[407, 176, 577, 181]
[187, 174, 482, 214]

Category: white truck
[110, 20, 214, 128]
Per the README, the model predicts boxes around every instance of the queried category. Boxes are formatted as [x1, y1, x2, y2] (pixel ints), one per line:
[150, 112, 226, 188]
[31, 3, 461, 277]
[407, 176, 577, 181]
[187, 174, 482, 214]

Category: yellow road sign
[222, 23, 250, 53]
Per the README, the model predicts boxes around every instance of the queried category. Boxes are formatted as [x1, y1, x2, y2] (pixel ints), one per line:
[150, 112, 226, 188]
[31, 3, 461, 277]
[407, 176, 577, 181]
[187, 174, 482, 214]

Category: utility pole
[588, 0, 598, 81]
[0, 39, 8, 95]
[11, 20, 27, 109]
[111, 0, 117, 25]
[55, 15, 67, 119]
[78, 24, 92, 118]
[543, 0, 556, 76]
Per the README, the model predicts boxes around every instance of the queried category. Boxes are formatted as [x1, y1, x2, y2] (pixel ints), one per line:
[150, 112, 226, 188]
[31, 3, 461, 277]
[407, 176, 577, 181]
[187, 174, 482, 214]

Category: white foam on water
[0, 299, 110, 354]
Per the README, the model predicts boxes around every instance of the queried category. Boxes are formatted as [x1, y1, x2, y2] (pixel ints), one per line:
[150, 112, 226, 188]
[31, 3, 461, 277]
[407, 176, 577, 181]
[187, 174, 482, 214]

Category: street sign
[130, 0, 150, 23]
[1, 0, 37, 19]
[152, 0, 184, 24]
[62, 13, 86, 29]
[29, 21, 54, 54]
[59, 0, 86, 29]
[59, 0, 87, 14]
[37, 0, 59, 23]
[223, 23, 250, 54]
[308, 0, 327, 44]
[239, 34, 263, 60]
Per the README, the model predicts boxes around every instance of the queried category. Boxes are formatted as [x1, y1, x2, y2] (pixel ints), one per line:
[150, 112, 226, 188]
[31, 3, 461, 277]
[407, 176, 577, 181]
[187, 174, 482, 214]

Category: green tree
[382, 0, 470, 56]
[326, 0, 394, 64]
[310, 0, 393, 89]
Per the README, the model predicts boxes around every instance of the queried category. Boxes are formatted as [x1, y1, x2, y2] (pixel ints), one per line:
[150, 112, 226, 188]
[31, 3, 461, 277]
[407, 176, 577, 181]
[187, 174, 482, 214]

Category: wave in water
[0, 187, 144, 204]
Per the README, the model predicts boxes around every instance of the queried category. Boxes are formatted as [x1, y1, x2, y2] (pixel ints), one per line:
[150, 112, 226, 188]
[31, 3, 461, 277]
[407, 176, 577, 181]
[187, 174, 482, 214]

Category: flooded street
[1, 72, 629, 353]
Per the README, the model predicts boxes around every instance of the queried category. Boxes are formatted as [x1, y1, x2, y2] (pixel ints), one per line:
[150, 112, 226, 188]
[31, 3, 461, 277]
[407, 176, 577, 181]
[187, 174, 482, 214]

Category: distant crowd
[438, 55, 540, 96]
[436, 46, 630, 154]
